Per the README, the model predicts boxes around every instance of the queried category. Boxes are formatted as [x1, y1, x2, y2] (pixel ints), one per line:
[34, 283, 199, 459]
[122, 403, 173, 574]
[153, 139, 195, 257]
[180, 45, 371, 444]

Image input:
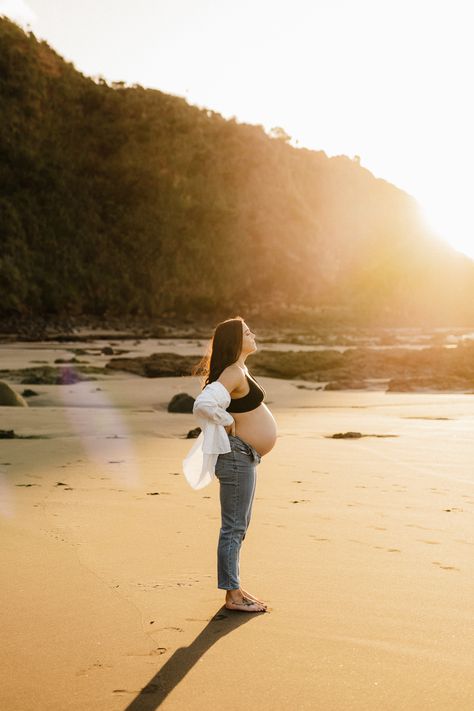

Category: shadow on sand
[122, 604, 266, 710]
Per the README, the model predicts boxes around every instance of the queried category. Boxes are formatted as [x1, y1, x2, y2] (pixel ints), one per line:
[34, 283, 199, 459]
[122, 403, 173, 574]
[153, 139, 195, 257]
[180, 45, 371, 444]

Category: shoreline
[2, 314, 474, 343]
[2, 333, 474, 396]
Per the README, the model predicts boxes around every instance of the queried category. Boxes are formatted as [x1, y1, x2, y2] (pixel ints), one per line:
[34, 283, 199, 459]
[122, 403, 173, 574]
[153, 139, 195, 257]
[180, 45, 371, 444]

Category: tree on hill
[1, 16, 473, 326]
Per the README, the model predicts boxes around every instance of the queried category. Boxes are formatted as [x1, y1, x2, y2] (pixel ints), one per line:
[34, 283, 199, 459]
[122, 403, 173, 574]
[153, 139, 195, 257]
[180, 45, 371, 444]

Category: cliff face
[1, 16, 473, 326]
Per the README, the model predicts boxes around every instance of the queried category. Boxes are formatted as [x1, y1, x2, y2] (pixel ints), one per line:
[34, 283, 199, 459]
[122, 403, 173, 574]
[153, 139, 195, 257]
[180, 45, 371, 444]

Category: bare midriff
[233, 403, 277, 457]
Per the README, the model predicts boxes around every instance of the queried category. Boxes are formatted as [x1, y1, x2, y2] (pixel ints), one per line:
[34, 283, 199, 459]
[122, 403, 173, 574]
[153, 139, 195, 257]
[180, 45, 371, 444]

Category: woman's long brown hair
[192, 316, 244, 388]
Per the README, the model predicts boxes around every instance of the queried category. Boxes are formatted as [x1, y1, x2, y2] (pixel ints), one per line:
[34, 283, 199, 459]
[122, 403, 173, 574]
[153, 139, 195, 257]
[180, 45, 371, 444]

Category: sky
[1, 0, 473, 259]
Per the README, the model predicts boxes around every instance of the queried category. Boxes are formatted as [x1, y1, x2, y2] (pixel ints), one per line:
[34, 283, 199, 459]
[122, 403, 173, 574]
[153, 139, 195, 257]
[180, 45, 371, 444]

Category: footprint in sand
[126, 647, 167, 657]
[77, 661, 112, 676]
[185, 617, 211, 622]
[428, 487, 449, 495]
[137, 576, 200, 591]
[158, 626, 183, 632]
[112, 689, 135, 696]
[432, 561, 460, 571]
[402, 416, 452, 420]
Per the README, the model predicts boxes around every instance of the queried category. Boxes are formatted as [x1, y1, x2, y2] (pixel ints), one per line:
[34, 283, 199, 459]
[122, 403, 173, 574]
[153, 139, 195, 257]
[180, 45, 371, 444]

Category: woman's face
[241, 322, 257, 355]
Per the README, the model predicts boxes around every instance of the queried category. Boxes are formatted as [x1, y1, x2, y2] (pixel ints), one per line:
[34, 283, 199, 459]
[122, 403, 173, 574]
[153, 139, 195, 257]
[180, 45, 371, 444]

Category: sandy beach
[1, 337, 474, 710]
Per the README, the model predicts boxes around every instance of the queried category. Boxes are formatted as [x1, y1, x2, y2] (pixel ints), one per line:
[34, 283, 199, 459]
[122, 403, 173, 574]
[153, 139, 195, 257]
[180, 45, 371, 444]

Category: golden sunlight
[418, 196, 474, 261]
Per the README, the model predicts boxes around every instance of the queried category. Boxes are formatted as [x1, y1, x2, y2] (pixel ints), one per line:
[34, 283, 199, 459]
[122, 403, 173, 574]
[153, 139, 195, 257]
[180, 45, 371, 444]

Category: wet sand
[1, 339, 474, 710]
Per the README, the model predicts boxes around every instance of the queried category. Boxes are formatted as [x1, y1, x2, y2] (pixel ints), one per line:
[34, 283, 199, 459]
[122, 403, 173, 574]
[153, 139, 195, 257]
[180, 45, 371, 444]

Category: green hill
[1, 16, 473, 327]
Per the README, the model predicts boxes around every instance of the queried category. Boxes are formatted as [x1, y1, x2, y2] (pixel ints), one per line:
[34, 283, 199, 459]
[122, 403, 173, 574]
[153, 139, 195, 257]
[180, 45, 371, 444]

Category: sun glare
[418, 198, 474, 262]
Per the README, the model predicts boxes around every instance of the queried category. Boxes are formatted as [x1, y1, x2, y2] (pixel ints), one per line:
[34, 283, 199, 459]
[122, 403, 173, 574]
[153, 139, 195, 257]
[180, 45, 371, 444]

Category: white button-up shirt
[182, 381, 235, 489]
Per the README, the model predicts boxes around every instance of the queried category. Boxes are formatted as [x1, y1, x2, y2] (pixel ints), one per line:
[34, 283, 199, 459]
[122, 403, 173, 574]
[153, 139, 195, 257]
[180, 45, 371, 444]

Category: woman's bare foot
[225, 591, 266, 613]
[239, 587, 267, 607]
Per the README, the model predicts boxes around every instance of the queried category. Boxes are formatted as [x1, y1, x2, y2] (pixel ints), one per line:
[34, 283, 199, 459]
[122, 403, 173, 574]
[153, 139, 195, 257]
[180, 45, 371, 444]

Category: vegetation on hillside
[1, 16, 473, 326]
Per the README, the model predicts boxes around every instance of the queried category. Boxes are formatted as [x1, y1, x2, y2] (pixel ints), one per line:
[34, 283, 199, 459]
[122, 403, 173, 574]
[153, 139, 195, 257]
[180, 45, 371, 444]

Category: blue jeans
[215, 434, 262, 590]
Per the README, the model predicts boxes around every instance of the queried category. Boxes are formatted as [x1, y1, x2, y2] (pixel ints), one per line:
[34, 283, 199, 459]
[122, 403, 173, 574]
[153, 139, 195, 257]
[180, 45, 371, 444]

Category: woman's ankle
[225, 588, 242, 598]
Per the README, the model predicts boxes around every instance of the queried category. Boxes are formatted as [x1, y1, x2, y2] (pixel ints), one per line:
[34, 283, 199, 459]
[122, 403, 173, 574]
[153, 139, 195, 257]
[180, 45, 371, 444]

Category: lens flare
[57, 365, 141, 490]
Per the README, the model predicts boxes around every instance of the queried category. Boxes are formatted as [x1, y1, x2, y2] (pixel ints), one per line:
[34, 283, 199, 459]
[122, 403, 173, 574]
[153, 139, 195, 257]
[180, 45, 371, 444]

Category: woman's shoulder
[217, 363, 246, 393]
[222, 362, 245, 376]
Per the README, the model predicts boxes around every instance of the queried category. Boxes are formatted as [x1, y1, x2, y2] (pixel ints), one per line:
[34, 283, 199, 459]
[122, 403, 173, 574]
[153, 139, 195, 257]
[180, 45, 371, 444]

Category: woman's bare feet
[239, 587, 267, 607]
[225, 589, 267, 613]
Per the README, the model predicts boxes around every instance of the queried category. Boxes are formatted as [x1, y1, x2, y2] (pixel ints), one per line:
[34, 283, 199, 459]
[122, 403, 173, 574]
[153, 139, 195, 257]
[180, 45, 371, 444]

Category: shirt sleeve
[193, 385, 234, 426]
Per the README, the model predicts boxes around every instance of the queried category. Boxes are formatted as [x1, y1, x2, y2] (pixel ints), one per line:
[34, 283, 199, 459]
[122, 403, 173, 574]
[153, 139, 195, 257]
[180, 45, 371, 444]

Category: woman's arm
[218, 365, 243, 436]
[192, 365, 243, 432]
[217, 363, 243, 396]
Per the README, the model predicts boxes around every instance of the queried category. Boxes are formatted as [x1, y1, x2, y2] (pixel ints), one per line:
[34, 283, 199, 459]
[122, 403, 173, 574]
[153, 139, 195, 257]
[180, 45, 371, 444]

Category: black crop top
[226, 372, 266, 413]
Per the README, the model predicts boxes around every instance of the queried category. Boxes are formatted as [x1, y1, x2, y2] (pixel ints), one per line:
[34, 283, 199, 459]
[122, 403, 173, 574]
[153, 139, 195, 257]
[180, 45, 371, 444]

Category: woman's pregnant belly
[233, 403, 277, 457]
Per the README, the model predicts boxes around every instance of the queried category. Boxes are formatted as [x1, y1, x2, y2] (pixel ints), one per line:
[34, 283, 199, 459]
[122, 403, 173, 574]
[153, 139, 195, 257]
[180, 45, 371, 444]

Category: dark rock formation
[324, 380, 368, 390]
[186, 427, 201, 439]
[106, 353, 198, 377]
[18, 367, 93, 385]
[0, 429, 16, 438]
[168, 393, 195, 413]
[0, 381, 28, 406]
[387, 376, 474, 392]
[21, 389, 39, 398]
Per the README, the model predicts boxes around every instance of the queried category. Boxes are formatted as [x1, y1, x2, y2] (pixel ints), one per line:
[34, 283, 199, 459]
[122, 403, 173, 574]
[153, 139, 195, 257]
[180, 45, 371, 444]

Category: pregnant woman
[183, 316, 277, 613]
